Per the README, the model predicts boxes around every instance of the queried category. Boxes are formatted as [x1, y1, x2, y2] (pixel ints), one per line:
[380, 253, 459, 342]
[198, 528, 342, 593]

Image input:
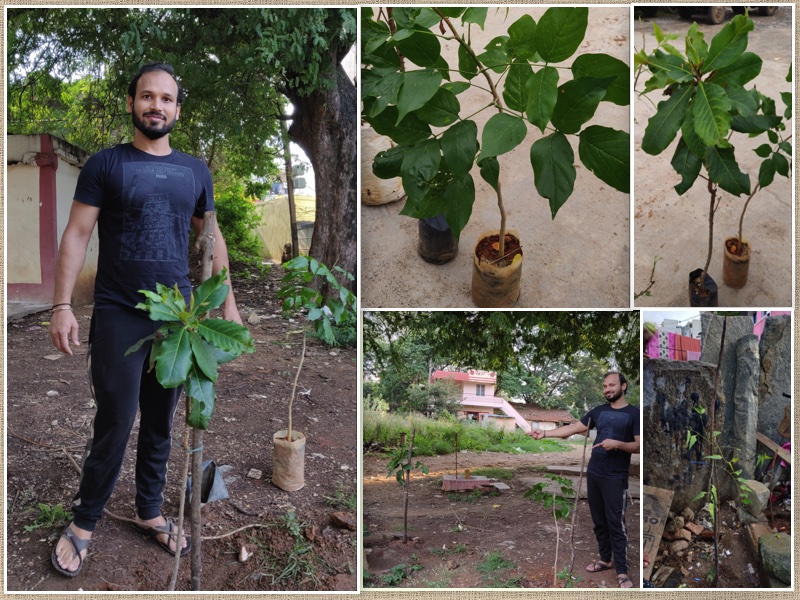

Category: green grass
[363, 410, 568, 456]
[24, 503, 71, 532]
[323, 485, 356, 511]
[471, 467, 514, 480]
[476, 550, 522, 588]
[430, 543, 467, 556]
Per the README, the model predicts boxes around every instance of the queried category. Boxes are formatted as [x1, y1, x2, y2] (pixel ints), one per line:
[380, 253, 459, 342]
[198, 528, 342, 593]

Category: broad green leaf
[702, 14, 754, 74]
[726, 86, 758, 117]
[361, 70, 403, 117]
[396, 70, 443, 123]
[442, 173, 475, 243]
[653, 21, 665, 44]
[685, 23, 708, 66]
[525, 66, 559, 132]
[434, 55, 451, 82]
[366, 106, 431, 145]
[394, 7, 441, 29]
[361, 18, 391, 55]
[458, 44, 479, 80]
[443, 81, 470, 95]
[642, 50, 694, 94]
[778, 141, 792, 156]
[503, 59, 533, 112]
[477, 155, 500, 192]
[414, 87, 460, 126]
[551, 76, 614, 134]
[705, 145, 751, 196]
[670, 138, 703, 195]
[571, 53, 630, 106]
[197, 318, 255, 355]
[186, 368, 215, 430]
[711, 52, 762, 88]
[156, 327, 192, 388]
[681, 104, 707, 158]
[440, 120, 478, 176]
[400, 138, 441, 206]
[534, 7, 588, 63]
[507, 14, 537, 60]
[372, 146, 406, 180]
[476, 49, 507, 74]
[192, 269, 230, 316]
[758, 156, 776, 188]
[768, 130, 779, 144]
[189, 330, 218, 382]
[125, 332, 157, 357]
[642, 84, 693, 155]
[436, 7, 466, 18]
[578, 126, 630, 194]
[754, 144, 772, 158]
[213, 346, 239, 365]
[481, 113, 528, 158]
[462, 7, 487, 28]
[530, 132, 576, 219]
[138, 299, 183, 323]
[772, 152, 789, 177]
[730, 114, 782, 134]
[396, 27, 441, 68]
[692, 81, 732, 146]
[398, 179, 446, 219]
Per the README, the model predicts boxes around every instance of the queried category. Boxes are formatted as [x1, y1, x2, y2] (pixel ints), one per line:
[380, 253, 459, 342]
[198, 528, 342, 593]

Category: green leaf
[642, 51, 693, 93]
[551, 76, 614, 134]
[681, 104, 707, 158]
[691, 491, 707, 503]
[578, 126, 630, 194]
[530, 132, 576, 219]
[772, 151, 789, 177]
[457, 44, 479, 80]
[525, 66, 559, 132]
[372, 146, 406, 180]
[366, 106, 431, 145]
[361, 71, 403, 117]
[768, 129, 779, 144]
[197, 318, 255, 355]
[440, 120, 478, 177]
[396, 70, 443, 123]
[685, 23, 708, 66]
[702, 14, 754, 74]
[155, 327, 192, 388]
[534, 7, 588, 63]
[711, 52, 762, 88]
[778, 141, 792, 156]
[436, 7, 466, 18]
[726, 86, 758, 117]
[671, 138, 703, 195]
[758, 156, 776, 189]
[507, 14, 537, 60]
[476, 49, 507, 74]
[186, 367, 215, 430]
[642, 84, 693, 155]
[503, 59, 533, 112]
[189, 330, 218, 382]
[442, 173, 475, 243]
[571, 53, 630, 106]
[705, 145, 751, 196]
[191, 269, 229, 316]
[442, 81, 470, 95]
[400, 138, 441, 207]
[692, 82, 732, 146]
[477, 155, 500, 193]
[480, 113, 528, 158]
[396, 27, 441, 68]
[125, 332, 156, 357]
[704, 455, 723, 461]
[462, 7, 487, 28]
[730, 114, 783, 134]
[754, 143, 772, 158]
[414, 87, 460, 127]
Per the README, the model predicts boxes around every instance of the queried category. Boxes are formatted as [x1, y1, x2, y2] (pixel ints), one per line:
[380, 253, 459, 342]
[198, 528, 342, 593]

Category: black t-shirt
[581, 403, 640, 479]
[74, 143, 214, 310]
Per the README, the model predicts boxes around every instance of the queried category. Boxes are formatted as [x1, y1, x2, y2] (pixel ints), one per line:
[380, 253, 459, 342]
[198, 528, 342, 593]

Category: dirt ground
[363, 444, 641, 589]
[633, 8, 793, 307]
[361, 7, 630, 308]
[5, 265, 358, 592]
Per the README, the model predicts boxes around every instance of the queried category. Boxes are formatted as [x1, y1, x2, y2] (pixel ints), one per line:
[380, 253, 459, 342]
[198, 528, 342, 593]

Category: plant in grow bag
[361, 6, 630, 307]
[637, 15, 792, 300]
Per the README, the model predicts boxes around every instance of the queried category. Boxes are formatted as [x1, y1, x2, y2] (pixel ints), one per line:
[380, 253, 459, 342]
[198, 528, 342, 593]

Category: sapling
[385, 428, 429, 543]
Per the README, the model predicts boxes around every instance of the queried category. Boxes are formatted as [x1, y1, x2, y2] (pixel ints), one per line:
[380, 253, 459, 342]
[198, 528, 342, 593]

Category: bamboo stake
[709, 317, 727, 587]
[568, 417, 592, 581]
[403, 427, 416, 544]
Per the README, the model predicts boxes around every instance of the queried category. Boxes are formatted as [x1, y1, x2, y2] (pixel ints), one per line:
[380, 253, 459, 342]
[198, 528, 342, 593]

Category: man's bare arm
[529, 419, 589, 439]
[191, 216, 242, 325]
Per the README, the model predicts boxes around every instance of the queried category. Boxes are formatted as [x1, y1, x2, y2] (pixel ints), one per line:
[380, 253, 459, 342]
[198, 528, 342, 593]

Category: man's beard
[605, 389, 623, 403]
[132, 111, 176, 140]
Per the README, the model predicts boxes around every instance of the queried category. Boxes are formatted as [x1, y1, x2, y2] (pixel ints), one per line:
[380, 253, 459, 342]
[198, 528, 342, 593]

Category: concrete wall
[256, 194, 316, 262]
[8, 164, 41, 283]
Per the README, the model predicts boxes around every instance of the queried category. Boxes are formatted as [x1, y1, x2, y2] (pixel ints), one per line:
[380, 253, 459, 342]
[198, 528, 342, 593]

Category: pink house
[431, 369, 531, 432]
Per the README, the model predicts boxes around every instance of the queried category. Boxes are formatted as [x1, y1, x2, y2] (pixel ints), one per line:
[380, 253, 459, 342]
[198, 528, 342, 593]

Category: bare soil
[475, 234, 523, 268]
[363, 445, 641, 589]
[5, 265, 357, 592]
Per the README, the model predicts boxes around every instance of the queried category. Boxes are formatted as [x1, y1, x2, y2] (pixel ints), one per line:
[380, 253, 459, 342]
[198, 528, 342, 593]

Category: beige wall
[462, 381, 496, 396]
[8, 164, 42, 283]
[256, 195, 316, 262]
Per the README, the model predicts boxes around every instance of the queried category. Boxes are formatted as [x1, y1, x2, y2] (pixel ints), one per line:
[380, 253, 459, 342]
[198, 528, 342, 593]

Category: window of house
[476, 384, 485, 396]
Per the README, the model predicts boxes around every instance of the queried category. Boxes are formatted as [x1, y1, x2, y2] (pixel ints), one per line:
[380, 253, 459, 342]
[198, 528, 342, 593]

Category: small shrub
[214, 183, 265, 273]
[24, 503, 71, 532]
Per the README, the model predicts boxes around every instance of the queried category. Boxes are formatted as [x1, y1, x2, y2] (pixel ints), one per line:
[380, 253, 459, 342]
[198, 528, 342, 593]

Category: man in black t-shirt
[48, 63, 242, 577]
[529, 372, 640, 588]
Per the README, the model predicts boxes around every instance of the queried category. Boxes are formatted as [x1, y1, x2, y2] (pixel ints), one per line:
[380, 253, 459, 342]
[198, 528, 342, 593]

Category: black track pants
[71, 309, 182, 531]
[587, 472, 629, 575]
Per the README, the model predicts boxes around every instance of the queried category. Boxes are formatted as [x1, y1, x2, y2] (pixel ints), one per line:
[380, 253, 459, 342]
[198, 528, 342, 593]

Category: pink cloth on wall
[646, 334, 659, 359]
[687, 351, 701, 361]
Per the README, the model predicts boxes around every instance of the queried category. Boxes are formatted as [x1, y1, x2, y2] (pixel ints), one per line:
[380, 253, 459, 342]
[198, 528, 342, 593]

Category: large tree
[8, 7, 357, 290]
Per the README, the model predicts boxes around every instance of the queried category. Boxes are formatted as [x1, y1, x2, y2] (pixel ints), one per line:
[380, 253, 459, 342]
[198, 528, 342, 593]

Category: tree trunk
[284, 65, 357, 295]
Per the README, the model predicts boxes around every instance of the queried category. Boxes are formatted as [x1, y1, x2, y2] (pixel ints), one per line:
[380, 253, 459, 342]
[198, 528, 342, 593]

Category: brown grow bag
[722, 237, 750, 289]
[272, 430, 306, 492]
[471, 230, 522, 308]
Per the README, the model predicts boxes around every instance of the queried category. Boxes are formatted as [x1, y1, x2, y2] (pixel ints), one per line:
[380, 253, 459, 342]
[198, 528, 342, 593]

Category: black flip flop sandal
[51, 525, 91, 577]
[585, 559, 614, 573]
[134, 519, 191, 557]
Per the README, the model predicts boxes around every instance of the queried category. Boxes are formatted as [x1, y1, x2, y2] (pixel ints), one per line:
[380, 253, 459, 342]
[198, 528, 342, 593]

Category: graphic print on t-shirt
[120, 162, 194, 261]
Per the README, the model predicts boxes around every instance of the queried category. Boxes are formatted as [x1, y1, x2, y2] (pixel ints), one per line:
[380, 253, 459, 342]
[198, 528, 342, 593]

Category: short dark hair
[128, 63, 185, 104]
[603, 371, 627, 388]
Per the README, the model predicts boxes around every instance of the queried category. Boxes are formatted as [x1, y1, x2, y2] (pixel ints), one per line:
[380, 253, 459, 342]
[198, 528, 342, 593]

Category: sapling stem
[699, 179, 717, 292]
[737, 185, 760, 246]
[287, 331, 307, 443]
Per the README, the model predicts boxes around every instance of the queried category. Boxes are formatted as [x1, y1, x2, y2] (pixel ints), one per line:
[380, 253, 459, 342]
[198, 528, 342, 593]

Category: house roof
[515, 407, 576, 423]
[431, 370, 470, 382]
[431, 369, 496, 383]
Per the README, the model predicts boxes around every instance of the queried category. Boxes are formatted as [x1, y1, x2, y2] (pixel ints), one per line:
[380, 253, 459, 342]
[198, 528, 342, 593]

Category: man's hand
[49, 310, 81, 355]
[528, 429, 545, 440]
[222, 299, 243, 325]
[593, 438, 622, 451]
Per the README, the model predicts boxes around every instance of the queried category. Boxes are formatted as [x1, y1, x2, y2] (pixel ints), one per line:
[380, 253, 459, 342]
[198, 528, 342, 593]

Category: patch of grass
[24, 503, 70, 532]
[471, 467, 514, 480]
[447, 489, 499, 503]
[430, 543, 467, 556]
[476, 550, 522, 588]
[249, 511, 324, 588]
[323, 486, 356, 512]
[380, 554, 423, 587]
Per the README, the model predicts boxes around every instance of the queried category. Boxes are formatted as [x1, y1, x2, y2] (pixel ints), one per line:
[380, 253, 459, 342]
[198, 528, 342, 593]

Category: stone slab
[642, 485, 674, 580]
